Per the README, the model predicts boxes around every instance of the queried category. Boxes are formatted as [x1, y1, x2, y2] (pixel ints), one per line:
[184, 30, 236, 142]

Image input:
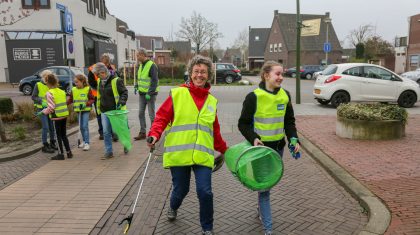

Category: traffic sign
[323, 42, 331, 53]
[64, 11, 73, 35]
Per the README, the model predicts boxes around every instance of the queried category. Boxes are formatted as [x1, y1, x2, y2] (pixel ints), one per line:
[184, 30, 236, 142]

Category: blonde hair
[40, 70, 53, 83]
[45, 73, 58, 87]
[260, 61, 283, 81]
[74, 74, 88, 87]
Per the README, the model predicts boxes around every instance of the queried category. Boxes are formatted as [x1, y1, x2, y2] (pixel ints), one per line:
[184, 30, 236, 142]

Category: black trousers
[54, 118, 70, 154]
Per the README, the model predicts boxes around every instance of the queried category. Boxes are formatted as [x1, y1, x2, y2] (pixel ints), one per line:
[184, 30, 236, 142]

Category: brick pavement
[95, 132, 367, 235]
[297, 115, 420, 235]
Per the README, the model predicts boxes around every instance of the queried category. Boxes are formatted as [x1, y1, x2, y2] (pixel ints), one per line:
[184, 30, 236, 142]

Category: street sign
[323, 42, 331, 53]
[66, 35, 75, 59]
[64, 11, 73, 35]
[56, 3, 66, 11]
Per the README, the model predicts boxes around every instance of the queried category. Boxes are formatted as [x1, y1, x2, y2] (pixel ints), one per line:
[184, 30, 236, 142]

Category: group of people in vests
[33, 51, 300, 234]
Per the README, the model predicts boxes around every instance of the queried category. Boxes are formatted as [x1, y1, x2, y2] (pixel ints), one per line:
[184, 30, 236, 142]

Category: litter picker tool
[77, 104, 83, 147]
[119, 137, 155, 234]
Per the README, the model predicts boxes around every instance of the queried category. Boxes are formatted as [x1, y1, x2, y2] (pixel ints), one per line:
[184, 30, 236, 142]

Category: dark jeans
[94, 99, 103, 136]
[54, 118, 70, 154]
[170, 165, 213, 231]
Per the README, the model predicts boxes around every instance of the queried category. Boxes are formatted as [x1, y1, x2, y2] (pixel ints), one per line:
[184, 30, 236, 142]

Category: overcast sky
[106, 0, 420, 49]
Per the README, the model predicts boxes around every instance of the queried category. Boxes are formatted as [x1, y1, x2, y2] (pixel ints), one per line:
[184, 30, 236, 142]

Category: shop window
[410, 55, 419, 67]
[22, 0, 50, 9]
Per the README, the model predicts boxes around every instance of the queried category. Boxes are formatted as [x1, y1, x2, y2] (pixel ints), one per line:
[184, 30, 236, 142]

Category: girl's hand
[253, 138, 264, 146]
[294, 143, 300, 153]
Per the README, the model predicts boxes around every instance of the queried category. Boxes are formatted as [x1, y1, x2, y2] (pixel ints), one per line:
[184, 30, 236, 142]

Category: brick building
[407, 13, 420, 71]
[136, 35, 171, 66]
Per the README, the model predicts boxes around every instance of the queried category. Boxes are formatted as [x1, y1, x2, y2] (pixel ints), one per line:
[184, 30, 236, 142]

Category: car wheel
[291, 72, 296, 78]
[22, 84, 33, 95]
[225, 75, 234, 84]
[397, 91, 417, 108]
[316, 98, 330, 105]
[305, 73, 312, 79]
[330, 91, 350, 108]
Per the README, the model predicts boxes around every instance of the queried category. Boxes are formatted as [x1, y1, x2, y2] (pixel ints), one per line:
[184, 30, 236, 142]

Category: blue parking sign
[323, 42, 331, 53]
[65, 11, 73, 35]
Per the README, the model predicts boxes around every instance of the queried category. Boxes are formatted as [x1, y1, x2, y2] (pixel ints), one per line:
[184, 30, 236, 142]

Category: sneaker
[41, 143, 55, 153]
[67, 151, 73, 159]
[83, 143, 90, 151]
[265, 231, 273, 235]
[78, 142, 85, 148]
[49, 141, 58, 150]
[101, 152, 113, 160]
[99, 135, 104, 140]
[202, 231, 214, 235]
[51, 154, 65, 160]
[134, 132, 146, 141]
[167, 208, 177, 221]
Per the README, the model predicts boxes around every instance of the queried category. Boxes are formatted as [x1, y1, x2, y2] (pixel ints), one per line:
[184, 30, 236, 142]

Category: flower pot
[336, 117, 405, 140]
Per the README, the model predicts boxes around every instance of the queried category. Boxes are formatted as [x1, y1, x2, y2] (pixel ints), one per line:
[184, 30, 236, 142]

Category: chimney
[274, 10, 278, 16]
[326, 12, 330, 17]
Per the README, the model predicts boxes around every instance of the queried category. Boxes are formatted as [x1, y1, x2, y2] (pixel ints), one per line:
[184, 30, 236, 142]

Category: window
[157, 56, 165, 65]
[255, 36, 260, 41]
[410, 55, 419, 67]
[363, 66, 392, 80]
[56, 68, 70, 76]
[216, 64, 226, 70]
[125, 48, 129, 60]
[87, 0, 96, 15]
[22, 0, 50, 9]
[269, 44, 273, 52]
[98, 0, 106, 19]
[274, 44, 277, 52]
[342, 67, 362, 77]
[278, 43, 282, 52]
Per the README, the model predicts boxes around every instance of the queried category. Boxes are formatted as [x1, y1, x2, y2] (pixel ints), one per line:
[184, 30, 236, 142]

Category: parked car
[214, 63, 242, 84]
[284, 65, 324, 79]
[19, 66, 85, 95]
[313, 63, 420, 108]
[401, 68, 420, 84]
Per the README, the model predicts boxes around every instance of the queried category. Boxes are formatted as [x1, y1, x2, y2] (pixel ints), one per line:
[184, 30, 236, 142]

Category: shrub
[158, 64, 186, 79]
[13, 126, 26, 140]
[1, 113, 21, 123]
[16, 102, 35, 122]
[337, 103, 408, 125]
[0, 97, 14, 115]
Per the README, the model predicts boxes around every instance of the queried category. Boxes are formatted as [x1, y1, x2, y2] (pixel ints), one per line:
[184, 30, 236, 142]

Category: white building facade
[0, 0, 136, 83]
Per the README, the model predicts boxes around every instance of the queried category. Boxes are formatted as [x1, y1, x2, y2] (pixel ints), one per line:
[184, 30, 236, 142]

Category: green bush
[16, 102, 35, 122]
[0, 97, 13, 115]
[158, 64, 186, 80]
[13, 126, 26, 140]
[337, 103, 408, 125]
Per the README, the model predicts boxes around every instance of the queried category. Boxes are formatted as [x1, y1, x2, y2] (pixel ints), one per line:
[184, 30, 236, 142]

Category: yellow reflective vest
[34, 82, 49, 109]
[163, 87, 217, 169]
[97, 77, 126, 115]
[49, 88, 69, 118]
[72, 86, 92, 112]
[137, 60, 159, 93]
[253, 88, 288, 142]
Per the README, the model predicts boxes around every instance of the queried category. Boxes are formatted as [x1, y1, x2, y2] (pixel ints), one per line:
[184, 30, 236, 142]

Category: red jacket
[148, 82, 228, 154]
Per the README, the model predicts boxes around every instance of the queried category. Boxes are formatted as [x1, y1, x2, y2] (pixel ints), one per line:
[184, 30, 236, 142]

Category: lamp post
[324, 17, 332, 65]
[295, 0, 302, 104]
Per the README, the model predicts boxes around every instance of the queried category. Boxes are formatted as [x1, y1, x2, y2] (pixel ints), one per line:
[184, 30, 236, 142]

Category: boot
[99, 134, 104, 140]
[67, 151, 73, 159]
[41, 143, 55, 153]
[49, 141, 58, 150]
[112, 133, 119, 142]
[51, 154, 65, 160]
[134, 132, 146, 141]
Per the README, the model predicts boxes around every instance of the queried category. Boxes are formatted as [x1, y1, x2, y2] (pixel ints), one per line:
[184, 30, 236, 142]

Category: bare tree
[347, 24, 375, 47]
[233, 28, 249, 53]
[176, 12, 222, 54]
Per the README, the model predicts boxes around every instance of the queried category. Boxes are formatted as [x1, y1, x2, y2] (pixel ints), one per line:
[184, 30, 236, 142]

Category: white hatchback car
[313, 63, 420, 108]
[401, 68, 420, 84]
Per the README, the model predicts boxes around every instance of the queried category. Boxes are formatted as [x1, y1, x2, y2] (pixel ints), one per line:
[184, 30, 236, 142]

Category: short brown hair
[45, 73, 58, 87]
[260, 61, 283, 81]
[74, 74, 88, 87]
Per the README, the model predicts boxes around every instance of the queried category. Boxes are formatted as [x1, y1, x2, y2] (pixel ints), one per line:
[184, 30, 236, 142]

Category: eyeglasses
[192, 70, 208, 75]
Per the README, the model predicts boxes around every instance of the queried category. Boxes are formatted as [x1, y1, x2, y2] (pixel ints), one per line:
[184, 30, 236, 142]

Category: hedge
[337, 103, 408, 125]
[0, 97, 13, 115]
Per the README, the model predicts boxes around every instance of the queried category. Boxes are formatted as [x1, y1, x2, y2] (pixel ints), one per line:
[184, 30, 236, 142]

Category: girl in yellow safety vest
[41, 73, 72, 160]
[68, 74, 95, 151]
[238, 61, 301, 235]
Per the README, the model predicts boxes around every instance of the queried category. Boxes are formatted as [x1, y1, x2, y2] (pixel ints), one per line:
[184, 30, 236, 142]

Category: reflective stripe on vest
[49, 88, 69, 118]
[72, 86, 92, 112]
[137, 60, 159, 93]
[34, 82, 49, 108]
[254, 88, 288, 142]
[96, 77, 126, 115]
[163, 87, 217, 169]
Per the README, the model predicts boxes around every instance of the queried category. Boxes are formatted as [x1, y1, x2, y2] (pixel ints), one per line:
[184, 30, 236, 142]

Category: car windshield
[71, 68, 85, 75]
[322, 65, 338, 75]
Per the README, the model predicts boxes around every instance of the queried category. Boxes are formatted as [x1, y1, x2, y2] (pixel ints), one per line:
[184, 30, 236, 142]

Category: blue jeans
[101, 114, 113, 154]
[170, 165, 213, 231]
[79, 111, 90, 144]
[38, 108, 55, 144]
[258, 147, 284, 232]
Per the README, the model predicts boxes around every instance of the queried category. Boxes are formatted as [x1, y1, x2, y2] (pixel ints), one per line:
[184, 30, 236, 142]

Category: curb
[0, 125, 80, 162]
[298, 132, 391, 235]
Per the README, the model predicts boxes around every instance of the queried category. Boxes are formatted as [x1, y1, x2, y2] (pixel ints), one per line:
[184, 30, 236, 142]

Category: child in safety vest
[237, 61, 301, 235]
[41, 73, 72, 160]
[68, 74, 95, 151]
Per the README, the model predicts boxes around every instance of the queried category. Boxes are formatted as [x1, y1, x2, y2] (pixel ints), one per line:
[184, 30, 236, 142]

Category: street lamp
[295, 0, 302, 104]
[324, 17, 332, 65]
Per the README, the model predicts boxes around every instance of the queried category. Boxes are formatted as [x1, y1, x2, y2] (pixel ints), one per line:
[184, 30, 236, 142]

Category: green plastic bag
[104, 110, 132, 151]
[225, 141, 283, 191]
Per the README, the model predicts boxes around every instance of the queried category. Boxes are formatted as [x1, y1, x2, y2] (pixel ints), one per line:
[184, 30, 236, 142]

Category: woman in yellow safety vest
[238, 61, 301, 235]
[147, 55, 228, 235]
[68, 74, 95, 151]
[40, 73, 71, 160]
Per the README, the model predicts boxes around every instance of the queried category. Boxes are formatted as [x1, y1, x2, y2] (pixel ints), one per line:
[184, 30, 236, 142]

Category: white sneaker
[78, 142, 85, 148]
[83, 143, 90, 151]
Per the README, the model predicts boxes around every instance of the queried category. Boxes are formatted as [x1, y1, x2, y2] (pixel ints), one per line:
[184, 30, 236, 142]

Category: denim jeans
[138, 94, 156, 133]
[170, 165, 213, 231]
[258, 147, 284, 232]
[79, 111, 90, 144]
[101, 114, 113, 154]
[94, 100, 103, 136]
[38, 108, 55, 144]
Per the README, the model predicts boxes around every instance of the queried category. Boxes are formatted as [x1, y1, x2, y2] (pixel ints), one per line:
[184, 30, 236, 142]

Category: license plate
[314, 89, 321, 94]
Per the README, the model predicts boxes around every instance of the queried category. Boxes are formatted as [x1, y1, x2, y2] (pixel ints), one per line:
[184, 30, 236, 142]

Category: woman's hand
[253, 138, 264, 146]
[147, 136, 157, 148]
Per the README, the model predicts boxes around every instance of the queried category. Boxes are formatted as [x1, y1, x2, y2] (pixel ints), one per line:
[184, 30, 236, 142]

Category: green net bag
[104, 110, 132, 151]
[225, 141, 283, 191]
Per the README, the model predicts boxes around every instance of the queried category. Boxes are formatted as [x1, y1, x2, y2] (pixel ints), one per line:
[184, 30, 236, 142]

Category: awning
[83, 27, 110, 38]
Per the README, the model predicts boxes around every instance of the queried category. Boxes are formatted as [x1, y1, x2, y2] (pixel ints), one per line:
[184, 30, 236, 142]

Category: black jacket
[238, 81, 298, 151]
[97, 74, 128, 113]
